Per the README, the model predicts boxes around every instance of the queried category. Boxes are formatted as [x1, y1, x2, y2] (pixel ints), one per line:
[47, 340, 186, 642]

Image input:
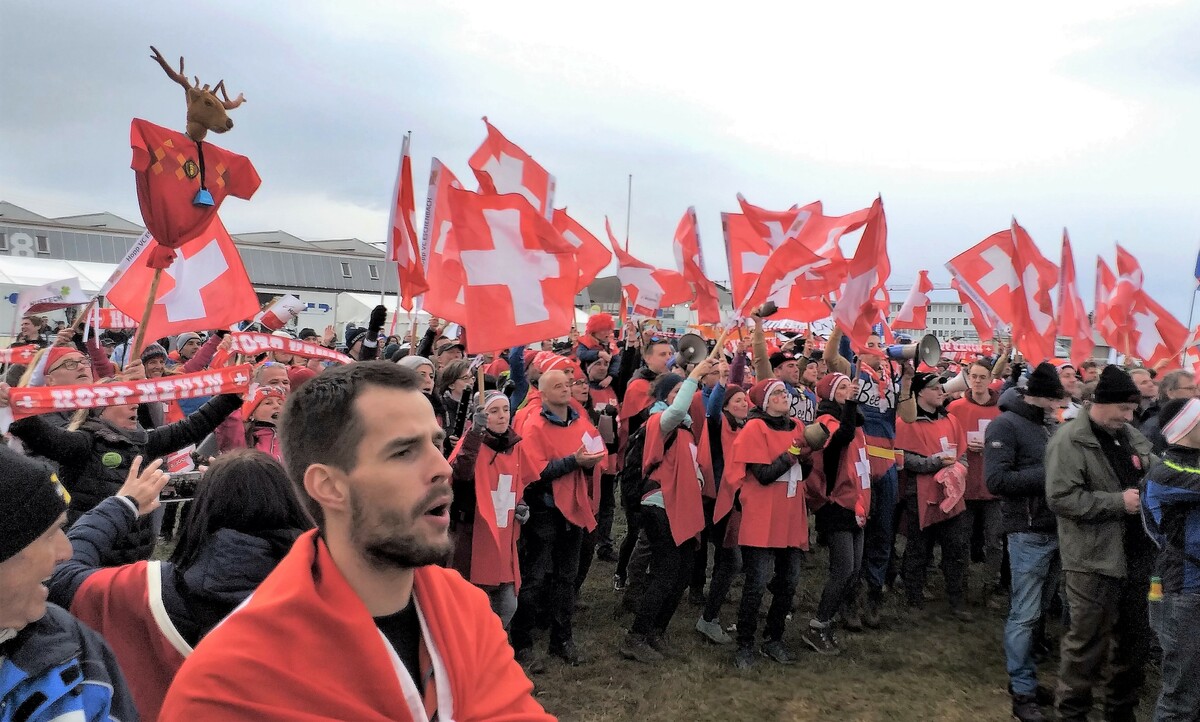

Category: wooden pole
[624, 174, 632, 252]
[129, 268, 163, 362]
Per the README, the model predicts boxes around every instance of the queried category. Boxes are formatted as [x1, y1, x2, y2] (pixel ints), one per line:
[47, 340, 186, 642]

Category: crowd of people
[1, 305, 1198, 722]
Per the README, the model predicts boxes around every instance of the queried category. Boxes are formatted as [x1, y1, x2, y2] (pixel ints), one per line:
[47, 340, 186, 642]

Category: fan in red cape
[895, 387, 968, 530]
[448, 393, 540, 596]
[518, 379, 604, 533]
[805, 374, 872, 528]
[945, 364, 1001, 504]
[642, 405, 709, 546]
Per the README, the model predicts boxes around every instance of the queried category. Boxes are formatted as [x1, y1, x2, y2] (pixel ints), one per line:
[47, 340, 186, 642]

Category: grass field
[528, 538, 1160, 722]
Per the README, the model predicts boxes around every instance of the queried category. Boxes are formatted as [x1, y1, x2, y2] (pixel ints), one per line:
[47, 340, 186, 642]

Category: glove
[472, 410, 488, 431]
[368, 305, 387, 333]
[514, 502, 530, 525]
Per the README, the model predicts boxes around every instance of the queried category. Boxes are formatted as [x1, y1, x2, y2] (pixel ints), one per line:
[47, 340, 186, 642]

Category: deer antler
[212, 80, 246, 110]
[150, 46, 191, 90]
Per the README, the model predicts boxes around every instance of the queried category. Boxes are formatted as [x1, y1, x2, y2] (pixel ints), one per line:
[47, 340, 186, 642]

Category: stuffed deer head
[151, 46, 246, 142]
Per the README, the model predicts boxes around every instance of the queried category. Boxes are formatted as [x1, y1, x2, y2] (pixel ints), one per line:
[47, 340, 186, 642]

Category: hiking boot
[513, 647, 545, 674]
[862, 598, 882, 629]
[801, 625, 841, 656]
[619, 633, 663, 664]
[688, 587, 707, 606]
[1010, 693, 1045, 722]
[733, 645, 756, 670]
[596, 546, 618, 563]
[612, 573, 625, 592]
[647, 632, 680, 658]
[760, 639, 797, 664]
[841, 602, 864, 632]
[695, 617, 733, 645]
[548, 640, 588, 666]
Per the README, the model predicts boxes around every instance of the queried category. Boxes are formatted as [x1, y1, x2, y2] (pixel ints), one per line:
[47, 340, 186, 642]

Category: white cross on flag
[106, 216, 259, 343]
[1094, 257, 1121, 350]
[830, 196, 891, 354]
[551, 209, 612, 292]
[1107, 244, 1145, 333]
[468, 117, 556, 220]
[673, 206, 721, 324]
[892, 270, 933, 330]
[1057, 230, 1094, 367]
[420, 158, 470, 325]
[446, 187, 578, 352]
[385, 133, 428, 310]
[1125, 286, 1187, 369]
[607, 219, 692, 316]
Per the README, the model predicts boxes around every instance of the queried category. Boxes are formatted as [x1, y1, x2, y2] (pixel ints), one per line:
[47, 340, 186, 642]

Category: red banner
[10, 365, 253, 420]
[939, 340, 994, 361]
[0, 347, 38, 365]
[96, 308, 139, 330]
[228, 332, 353, 365]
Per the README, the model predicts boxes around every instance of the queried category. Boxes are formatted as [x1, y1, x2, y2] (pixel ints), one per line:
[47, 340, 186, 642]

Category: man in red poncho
[159, 362, 552, 721]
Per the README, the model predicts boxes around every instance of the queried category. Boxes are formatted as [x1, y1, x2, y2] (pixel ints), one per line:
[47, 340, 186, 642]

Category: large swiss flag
[468, 118, 556, 220]
[106, 216, 259, 342]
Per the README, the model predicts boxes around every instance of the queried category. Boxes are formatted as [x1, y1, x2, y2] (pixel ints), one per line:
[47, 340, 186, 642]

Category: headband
[1164, 398, 1200, 445]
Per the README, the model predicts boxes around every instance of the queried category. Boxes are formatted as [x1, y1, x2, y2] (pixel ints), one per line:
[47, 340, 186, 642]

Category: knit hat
[816, 372, 851, 401]
[344, 325, 367, 350]
[141, 342, 168, 364]
[44, 346, 81, 371]
[653, 373, 685, 403]
[1093, 365, 1141, 405]
[383, 343, 401, 361]
[749, 379, 786, 409]
[910, 371, 940, 396]
[769, 349, 803, 370]
[479, 389, 508, 412]
[523, 349, 539, 369]
[723, 383, 747, 409]
[242, 384, 287, 419]
[585, 313, 615, 335]
[1025, 362, 1067, 399]
[174, 332, 201, 352]
[288, 366, 317, 390]
[397, 355, 435, 373]
[0, 446, 68, 563]
[298, 327, 318, 341]
[1161, 398, 1200, 445]
[535, 352, 574, 375]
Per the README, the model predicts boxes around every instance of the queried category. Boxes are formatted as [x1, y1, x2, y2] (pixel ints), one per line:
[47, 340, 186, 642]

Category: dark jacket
[815, 398, 864, 534]
[1139, 412, 1168, 456]
[49, 496, 303, 648]
[1141, 445, 1200, 595]
[10, 393, 241, 563]
[1046, 412, 1154, 578]
[0, 603, 138, 722]
[984, 388, 1059, 534]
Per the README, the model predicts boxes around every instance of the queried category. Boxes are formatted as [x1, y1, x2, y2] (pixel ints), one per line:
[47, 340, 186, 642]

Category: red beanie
[585, 313, 615, 335]
[43, 346, 77, 370]
[748, 379, 786, 409]
[816, 372, 851, 401]
[723, 383, 747, 408]
[287, 366, 317, 390]
[242, 384, 286, 419]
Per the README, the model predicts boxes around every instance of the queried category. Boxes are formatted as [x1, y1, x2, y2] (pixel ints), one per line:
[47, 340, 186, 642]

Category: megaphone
[885, 333, 942, 367]
[940, 370, 970, 395]
[674, 333, 709, 368]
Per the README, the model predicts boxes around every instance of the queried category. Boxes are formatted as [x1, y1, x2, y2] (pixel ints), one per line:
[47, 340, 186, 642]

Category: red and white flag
[1057, 230, 1094, 367]
[468, 118, 556, 220]
[951, 278, 998, 342]
[1094, 257, 1121, 349]
[1009, 221, 1059, 364]
[420, 158, 469, 325]
[736, 194, 805, 250]
[673, 207, 721, 325]
[229, 332, 354, 365]
[386, 133, 428, 310]
[552, 209, 612, 292]
[1181, 325, 1200, 374]
[446, 187, 578, 352]
[831, 197, 890, 353]
[1126, 289, 1188, 369]
[1108, 243, 1144, 331]
[99, 230, 154, 296]
[253, 295, 305, 332]
[16, 277, 89, 317]
[721, 212, 771, 312]
[106, 216, 259, 343]
[607, 219, 692, 316]
[892, 270, 933, 330]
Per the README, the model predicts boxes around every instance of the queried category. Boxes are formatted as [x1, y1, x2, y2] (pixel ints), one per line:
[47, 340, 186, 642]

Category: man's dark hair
[643, 338, 673, 356]
[1080, 359, 1099, 371]
[280, 362, 421, 529]
[170, 449, 314, 568]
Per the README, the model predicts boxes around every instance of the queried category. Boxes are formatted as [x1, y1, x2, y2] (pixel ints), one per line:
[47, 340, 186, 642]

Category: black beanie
[1025, 362, 1066, 399]
[911, 371, 940, 395]
[0, 446, 68, 563]
[653, 373, 685, 403]
[1094, 365, 1141, 405]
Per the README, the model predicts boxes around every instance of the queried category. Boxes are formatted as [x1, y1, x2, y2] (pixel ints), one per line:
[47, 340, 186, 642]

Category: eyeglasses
[49, 358, 91, 372]
[571, 380, 588, 387]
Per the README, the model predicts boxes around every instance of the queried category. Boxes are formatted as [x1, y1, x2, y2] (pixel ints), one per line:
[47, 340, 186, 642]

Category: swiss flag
[736, 194, 805, 250]
[552, 209, 612, 292]
[1057, 230, 1094, 367]
[1127, 288, 1188, 369]
[468, 118, 556, 220]
[1108, 244, 1144, 331]
[420, 158, 469, 325]
[721, 212, 770, 312]
[607, 219, 692, 316]
[738, 195, 869, 264]
[951, 278, 997, 342]
[106, 216, 259, 342]
[1009, 221, 1058, 364]
[1181, 325, 1200, 374]
[445, 187, 578, 352]
[386, 133, 428, 310]
[1094, 257, 1121, 349]
[892, 270, 933, 330]
[831, 197, 890, 353]
[673, 207, 721, 324]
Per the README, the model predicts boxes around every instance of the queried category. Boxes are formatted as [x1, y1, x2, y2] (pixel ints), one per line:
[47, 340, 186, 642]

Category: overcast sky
[3, 0, 1200, 320]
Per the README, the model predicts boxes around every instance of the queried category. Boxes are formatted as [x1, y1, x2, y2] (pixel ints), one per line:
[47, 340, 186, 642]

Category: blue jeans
[1149, 592, 1200, 722]
[1004, 532, 1060, 696]
[862, 465, 898, 597]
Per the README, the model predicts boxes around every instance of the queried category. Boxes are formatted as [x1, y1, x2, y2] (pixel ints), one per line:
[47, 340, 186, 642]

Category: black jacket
[983, 388, 1059, 534]
[50, 496, 303, 646]
[815, 398, 864, 534]
[10, 393, 241, 563]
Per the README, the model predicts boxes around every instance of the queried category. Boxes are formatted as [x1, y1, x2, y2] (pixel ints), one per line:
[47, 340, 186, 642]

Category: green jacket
[1045, 412, 1153, 579]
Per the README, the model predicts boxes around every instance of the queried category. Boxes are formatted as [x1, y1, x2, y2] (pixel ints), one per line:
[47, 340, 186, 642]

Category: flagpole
[624, 174, 632, 252]
[130, 268, 164, 361]
[1187, 286, 1198, 331]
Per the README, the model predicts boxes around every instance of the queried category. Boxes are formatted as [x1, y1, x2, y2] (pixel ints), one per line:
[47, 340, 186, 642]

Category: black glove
[368, 305, 387, 333]
[1010, 362, 1025, 385]
[514, 502, 531, 525]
